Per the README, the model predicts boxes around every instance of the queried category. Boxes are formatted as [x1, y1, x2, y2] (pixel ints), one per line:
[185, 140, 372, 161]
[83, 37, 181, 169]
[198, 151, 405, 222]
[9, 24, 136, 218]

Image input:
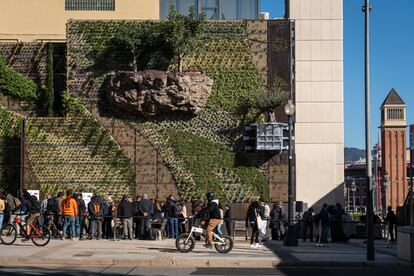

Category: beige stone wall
[289, 0, 344, 207]
[0, 0, 160, 42]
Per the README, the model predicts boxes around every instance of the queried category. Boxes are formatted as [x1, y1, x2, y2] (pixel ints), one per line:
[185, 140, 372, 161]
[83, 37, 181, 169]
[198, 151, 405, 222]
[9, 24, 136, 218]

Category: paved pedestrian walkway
[0, 238, 409, 268]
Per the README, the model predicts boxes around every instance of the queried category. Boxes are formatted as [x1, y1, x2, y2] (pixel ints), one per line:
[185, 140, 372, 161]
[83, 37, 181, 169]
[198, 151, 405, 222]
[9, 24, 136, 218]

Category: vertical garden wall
[65, 19, 293, 202]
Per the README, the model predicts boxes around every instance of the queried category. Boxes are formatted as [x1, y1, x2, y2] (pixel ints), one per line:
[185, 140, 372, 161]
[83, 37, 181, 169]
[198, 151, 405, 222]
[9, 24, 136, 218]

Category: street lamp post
[283, 99, 298, 246]
[383, 171, 389, 213]
[351, 179, 357, 212]
[362, 0, 375, 261]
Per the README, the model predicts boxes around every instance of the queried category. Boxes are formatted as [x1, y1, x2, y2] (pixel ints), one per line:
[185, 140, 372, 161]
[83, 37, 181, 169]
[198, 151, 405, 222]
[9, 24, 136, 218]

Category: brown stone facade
[382, 127, 407, 209]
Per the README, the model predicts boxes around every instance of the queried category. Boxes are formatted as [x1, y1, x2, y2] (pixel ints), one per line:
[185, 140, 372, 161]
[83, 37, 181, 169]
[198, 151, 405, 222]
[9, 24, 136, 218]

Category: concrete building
[288, 0, 344, 207]
[0, 0, 259, 42]
[1, 0, 345, 208]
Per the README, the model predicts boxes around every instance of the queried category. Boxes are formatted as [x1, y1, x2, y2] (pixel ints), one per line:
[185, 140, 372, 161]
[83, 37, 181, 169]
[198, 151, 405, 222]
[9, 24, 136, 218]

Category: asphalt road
[0, 266, 413, 276]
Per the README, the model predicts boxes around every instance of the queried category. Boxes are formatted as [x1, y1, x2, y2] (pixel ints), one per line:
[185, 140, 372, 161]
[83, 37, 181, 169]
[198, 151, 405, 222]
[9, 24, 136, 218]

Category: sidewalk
[0, 238, 410, 268]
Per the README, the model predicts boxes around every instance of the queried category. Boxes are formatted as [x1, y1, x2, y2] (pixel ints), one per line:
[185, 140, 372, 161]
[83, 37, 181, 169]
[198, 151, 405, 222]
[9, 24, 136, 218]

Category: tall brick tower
[381, 88, 407, 210]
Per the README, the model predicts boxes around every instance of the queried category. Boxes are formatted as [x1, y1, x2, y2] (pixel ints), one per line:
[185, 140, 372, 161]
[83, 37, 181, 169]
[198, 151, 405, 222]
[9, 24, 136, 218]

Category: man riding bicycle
[12, 190, 41, 242]
[202, 192, 221, 248]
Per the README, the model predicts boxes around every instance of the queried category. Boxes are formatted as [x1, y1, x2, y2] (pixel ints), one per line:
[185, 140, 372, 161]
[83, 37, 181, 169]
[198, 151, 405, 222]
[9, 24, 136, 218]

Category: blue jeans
[169, 218, 178, 239]
[0, 213, 4, 229]
[321, 224, 329, 243]
[63, 216, 76, 238]
[75, 216, 80, 237]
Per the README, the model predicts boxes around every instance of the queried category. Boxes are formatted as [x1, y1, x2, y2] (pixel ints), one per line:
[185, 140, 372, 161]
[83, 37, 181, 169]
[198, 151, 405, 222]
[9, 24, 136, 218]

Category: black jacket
[140, 199, 151, 215]
[245, 201, 264, 225]
[206, 201, 221, 219]
[118, 199, 133, 219]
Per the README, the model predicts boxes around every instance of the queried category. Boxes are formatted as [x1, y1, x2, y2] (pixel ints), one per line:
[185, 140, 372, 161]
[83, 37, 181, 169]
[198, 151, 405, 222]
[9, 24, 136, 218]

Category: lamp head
[284, 100, 295, 116]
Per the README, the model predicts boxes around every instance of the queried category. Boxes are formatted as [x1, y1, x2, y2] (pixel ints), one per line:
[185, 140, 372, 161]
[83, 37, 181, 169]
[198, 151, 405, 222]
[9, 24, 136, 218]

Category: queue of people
[0, 189, 401, 246]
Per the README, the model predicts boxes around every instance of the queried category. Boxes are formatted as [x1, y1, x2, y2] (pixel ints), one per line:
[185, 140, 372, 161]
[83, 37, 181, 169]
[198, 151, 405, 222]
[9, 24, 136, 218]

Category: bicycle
[176, 225, 234, 253]
[0, 214, 51, 246]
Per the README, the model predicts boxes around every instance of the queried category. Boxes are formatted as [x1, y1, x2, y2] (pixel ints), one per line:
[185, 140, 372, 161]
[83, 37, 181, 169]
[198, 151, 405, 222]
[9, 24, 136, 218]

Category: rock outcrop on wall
[105, 70, 213, 116]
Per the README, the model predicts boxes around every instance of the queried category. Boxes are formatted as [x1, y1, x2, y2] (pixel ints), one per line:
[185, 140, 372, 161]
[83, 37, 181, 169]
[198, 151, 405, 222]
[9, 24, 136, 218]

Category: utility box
[243, 123, 289, 151]
[256, 123, 288, 151]
[397, 226, 414, 263]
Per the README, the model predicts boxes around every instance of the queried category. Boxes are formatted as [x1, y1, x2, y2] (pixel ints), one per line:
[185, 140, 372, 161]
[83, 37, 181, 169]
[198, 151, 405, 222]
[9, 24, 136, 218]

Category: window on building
[386, 108, 404, 120]
[160, 0, 259, 20]
[65, 0, 115, 11]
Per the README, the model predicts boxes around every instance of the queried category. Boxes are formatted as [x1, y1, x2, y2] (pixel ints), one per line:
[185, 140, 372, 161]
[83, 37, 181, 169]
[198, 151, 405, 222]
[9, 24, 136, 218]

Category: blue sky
[261, 0, 414, 149]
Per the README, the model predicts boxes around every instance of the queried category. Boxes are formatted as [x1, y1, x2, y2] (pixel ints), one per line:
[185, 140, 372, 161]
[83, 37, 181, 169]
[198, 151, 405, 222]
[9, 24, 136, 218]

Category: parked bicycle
[176, 225, 233, 253]
[0, 214, 51, 246]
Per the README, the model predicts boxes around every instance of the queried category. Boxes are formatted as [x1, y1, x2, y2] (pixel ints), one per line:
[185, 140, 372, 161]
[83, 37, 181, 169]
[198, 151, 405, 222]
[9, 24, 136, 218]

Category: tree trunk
[264, 110, 277, 122]
[178, 54, 184, 72]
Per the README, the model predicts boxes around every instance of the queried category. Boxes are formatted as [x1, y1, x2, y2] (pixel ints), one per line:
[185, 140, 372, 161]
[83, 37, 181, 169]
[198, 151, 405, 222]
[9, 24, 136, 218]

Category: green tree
[252, 88, 289, 122]
[163, 5, 205, 72]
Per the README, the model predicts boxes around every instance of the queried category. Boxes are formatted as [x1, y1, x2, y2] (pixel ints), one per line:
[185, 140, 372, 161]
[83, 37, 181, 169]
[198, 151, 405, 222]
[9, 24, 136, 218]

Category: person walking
[246, 200, 264, 249]
[118, 195, 133, 240]
[302, 207, 314, 242]
[61, 190, 78, 240]
[385, 206, 398, 242]
[88, 194, 104, 240]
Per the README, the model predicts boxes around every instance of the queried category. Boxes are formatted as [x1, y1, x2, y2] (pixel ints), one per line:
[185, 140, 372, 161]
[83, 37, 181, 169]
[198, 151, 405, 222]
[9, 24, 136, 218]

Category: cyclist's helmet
[206, 191, 214, 202]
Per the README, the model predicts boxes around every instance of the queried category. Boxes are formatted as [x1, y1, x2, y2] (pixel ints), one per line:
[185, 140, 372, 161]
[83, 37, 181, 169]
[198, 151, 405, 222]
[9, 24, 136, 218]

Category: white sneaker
[255, 243, 261, 249]
[249, 244, 256, 249]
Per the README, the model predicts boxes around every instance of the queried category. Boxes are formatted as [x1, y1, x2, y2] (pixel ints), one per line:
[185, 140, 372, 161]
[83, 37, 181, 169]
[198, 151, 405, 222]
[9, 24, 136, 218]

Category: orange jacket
[61, 196, 78, 217]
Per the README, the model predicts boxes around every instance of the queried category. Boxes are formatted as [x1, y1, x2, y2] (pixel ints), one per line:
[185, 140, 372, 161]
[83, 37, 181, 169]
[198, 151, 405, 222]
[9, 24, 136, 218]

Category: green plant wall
[65, 20, 271, 202]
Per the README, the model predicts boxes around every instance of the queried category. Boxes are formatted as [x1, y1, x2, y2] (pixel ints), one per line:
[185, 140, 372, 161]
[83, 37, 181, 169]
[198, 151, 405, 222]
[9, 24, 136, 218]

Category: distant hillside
[344, 147, 366, 163]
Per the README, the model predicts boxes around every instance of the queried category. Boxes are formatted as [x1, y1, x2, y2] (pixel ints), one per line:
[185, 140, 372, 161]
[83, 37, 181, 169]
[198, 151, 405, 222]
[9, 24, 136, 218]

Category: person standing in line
[270, 202, 285, 240]
[40, 194, 51, 225]
[167, 195, 179, 239]
[132, 195, 142, 239]
[0, 193, 5, 229]
[319, 203, 330, 244]
[88, 194, 104, 240]
[224, 204, 232, 236]
[102, 195, 115, 239]
[246, 200, 264, 249]
[75, 193, 87, 240]
[302, 207, 315, 242]
[385, 206, 398, 242]
[118, 194, 133, 240]
[61, 190, 78, 241]
[261, 200, 270, 241]
[139, 194, 152, 240]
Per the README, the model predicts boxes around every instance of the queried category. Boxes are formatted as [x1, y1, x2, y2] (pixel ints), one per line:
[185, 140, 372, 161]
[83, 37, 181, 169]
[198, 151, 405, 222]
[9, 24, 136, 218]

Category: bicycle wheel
[31, 225, 51, 246]
[175, 233, 196, 253]
[0, 224, 17, 245]
[214, 235, 233, 254]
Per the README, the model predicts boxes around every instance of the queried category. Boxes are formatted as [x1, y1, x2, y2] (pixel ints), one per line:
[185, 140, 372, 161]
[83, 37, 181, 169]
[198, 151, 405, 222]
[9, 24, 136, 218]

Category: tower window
[65, 0, 115, 11]
[386, 108, 404, 120]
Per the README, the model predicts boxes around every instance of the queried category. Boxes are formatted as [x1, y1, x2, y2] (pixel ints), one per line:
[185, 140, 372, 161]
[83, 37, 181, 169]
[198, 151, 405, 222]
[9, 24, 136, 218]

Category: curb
[0, 257, 412, 268]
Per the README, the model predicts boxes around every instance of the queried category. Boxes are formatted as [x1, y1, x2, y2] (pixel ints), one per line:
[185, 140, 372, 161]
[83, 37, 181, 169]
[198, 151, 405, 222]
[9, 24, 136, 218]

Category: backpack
[29, 195, 41, 213]
[13, 197, 21, 208]
[173, 204, 183, 217]
[47, 197, 60, 214]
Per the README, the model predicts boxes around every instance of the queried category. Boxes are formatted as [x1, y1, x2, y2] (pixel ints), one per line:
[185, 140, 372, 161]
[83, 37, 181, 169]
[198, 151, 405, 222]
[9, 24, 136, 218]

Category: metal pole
[20, 118, 26, 191]
[363, 0, 375, 261]
[347, 183, 350, 212]
[283, 114, 297, 246]
[410, 147, 413, 226]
